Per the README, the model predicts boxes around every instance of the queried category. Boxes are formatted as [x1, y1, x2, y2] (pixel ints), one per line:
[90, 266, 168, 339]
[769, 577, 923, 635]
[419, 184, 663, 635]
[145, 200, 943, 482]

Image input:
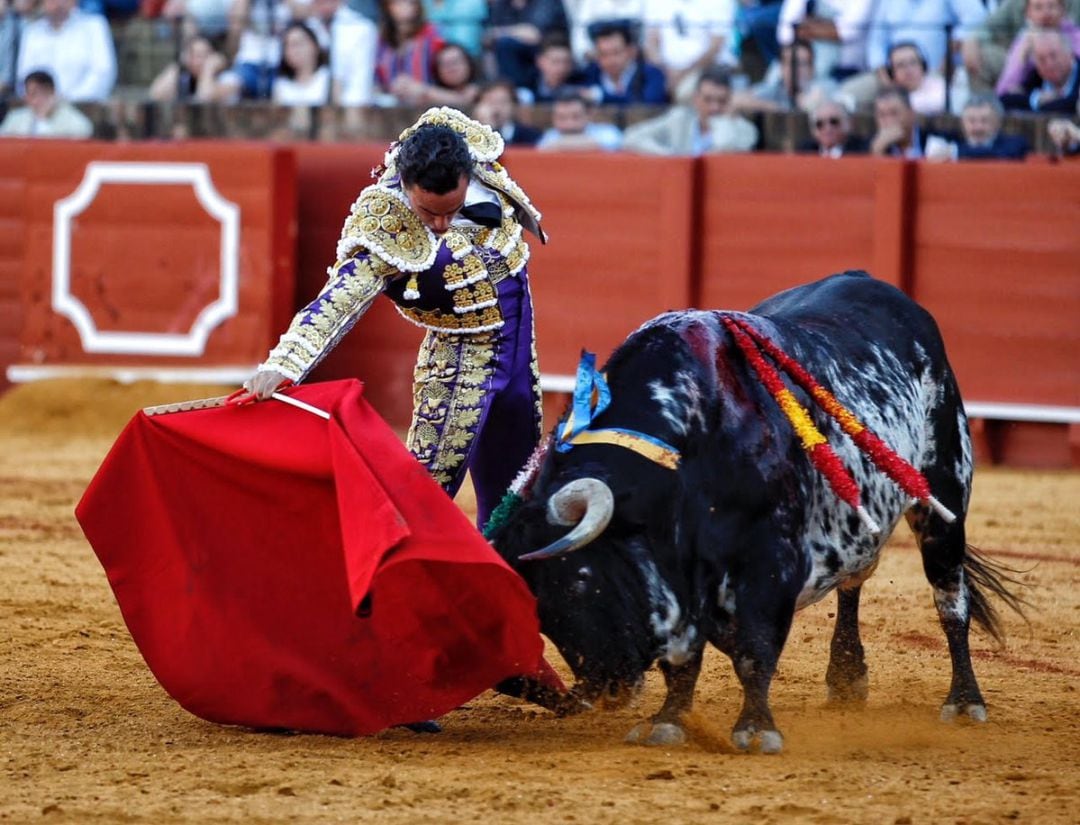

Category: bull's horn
[518, 478, 614, 561]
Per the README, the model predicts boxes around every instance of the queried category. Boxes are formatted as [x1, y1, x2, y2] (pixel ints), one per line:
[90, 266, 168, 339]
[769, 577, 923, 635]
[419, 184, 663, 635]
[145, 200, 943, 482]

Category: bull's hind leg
[825, 585, 869, 704]
[906, 500, 987, 723]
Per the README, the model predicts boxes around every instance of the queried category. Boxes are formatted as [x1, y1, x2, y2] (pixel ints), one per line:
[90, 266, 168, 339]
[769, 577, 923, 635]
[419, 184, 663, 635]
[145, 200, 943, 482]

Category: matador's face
[404, 174, 469, 235]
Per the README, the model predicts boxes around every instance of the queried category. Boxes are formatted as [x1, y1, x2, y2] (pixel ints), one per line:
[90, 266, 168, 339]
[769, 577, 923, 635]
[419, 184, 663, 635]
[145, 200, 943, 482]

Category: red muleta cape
[76, 379, 548, 735]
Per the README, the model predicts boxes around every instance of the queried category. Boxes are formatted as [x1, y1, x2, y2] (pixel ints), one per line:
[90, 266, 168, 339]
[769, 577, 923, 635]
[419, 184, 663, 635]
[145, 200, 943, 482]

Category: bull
[490, 271, 1023, 753]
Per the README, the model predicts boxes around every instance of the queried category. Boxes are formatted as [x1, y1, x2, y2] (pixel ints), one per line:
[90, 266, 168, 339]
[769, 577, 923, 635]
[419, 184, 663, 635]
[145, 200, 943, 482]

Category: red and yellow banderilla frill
[720, 314, 957, 533]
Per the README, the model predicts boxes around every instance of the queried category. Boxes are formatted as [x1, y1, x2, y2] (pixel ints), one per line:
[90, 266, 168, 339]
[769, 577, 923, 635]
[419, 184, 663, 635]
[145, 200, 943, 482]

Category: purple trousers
[406, 272, 542, 528]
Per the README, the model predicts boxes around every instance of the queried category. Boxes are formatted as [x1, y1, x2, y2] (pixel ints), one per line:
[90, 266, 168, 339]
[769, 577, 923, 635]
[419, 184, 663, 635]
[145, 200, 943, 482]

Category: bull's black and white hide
[490, 271, 1022, 754]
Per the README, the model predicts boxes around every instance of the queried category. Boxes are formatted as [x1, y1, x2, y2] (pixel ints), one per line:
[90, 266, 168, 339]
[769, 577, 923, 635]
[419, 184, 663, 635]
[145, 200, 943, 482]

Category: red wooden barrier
[0, 141, 1075, 466]
[0, 143, 29, 391]
[909, 160, 1080, 468]
[6, 140, 295, 374]
[910, 161, 1080, 408]
[697, 155, 913, 309]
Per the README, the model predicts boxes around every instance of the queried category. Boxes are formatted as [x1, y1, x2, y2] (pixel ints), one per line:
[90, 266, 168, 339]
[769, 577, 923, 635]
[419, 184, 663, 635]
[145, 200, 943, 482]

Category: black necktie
[458, 201, 503, 228]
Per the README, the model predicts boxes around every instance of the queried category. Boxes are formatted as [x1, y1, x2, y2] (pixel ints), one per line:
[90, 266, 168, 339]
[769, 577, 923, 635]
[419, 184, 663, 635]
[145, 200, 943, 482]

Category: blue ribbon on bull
[556, 351, 611, 450]
[554, 351, 681, 470]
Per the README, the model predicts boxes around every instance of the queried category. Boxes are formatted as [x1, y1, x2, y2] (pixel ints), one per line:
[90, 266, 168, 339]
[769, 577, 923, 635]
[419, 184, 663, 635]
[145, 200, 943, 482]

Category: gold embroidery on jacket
[337, 186, 436, 271]
[262, 254, 387, 380]
[397, 303, 504, 332]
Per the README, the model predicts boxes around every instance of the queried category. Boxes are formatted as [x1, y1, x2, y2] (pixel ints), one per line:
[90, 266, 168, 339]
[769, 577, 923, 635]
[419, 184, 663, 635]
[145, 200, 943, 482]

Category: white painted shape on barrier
[52, 161, 241, 356]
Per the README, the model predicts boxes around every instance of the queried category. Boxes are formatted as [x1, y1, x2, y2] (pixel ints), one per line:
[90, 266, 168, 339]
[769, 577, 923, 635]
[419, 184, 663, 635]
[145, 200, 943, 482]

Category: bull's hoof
[826, 674, 869, 706]
[625, 721, 687, 747]
[940, 702, 987, 723]
[732, 728, 784, 754]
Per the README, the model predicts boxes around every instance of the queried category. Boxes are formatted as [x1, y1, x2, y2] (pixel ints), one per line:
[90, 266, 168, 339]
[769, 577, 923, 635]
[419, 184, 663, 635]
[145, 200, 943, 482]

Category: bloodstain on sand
[1, 381, 1077, 824]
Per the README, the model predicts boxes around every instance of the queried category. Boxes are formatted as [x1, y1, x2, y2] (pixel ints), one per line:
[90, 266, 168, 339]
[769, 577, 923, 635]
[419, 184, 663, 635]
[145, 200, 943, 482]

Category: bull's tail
[963, 544, 1030, 645]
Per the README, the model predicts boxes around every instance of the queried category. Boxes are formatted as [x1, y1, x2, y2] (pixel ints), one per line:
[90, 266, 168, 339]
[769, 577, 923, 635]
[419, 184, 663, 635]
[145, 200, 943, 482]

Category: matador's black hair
[396, 124, 474, 194]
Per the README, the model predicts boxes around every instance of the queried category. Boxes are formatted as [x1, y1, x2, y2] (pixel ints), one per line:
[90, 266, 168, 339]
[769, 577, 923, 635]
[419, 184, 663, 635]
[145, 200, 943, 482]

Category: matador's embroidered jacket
[259, 107, 546, 383]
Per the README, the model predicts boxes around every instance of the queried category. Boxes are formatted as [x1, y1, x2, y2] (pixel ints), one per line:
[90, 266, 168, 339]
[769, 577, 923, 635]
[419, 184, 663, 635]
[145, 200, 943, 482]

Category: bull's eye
[569, 565, 592, 598]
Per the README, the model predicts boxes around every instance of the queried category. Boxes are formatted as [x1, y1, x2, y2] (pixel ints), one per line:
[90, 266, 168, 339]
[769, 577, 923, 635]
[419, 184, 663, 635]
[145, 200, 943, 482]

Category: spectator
[422, 0, 486, 57]
[963, 0, 1080, 93]
[16, 0, 117, 102]
[305, 0, 378, 106]
[375, 0, 446, 102]
[581, 21, 667, 105]
[1000, 29, 1080, 111]
[841, 0, 989, 110]
[536, 88, 622, 150]
[221, 0, 300, 100]
[149, 34, 229, 101]
[1047, 115, 1080, 153]
[926, 93, 1029, 160]
[643, 0, 736, 102]
[0, 69, 93, 137]
[886, 41, 946, 115]
[733, 38, 832, 113]
[996, 0, 1080, 95]
[869, 85, 946, 157]
[517, 32, 584, 104]
[796, 96, 868, 156]
[392, 41, 480, 106]
[622, 66, 757, 155]
[570, 0, 644, 62]
[777, 0, 873, 82]
[273, 20, 330, 104]
[472, 78, 543, 145]
[160, 0, 231, 39]
[487, 0, 570, 89]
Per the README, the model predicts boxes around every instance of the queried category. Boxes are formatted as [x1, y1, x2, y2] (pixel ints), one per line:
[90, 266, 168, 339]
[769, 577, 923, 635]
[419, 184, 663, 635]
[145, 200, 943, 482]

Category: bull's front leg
[729, 595, 796, 754]
[625, 648, 704, 746]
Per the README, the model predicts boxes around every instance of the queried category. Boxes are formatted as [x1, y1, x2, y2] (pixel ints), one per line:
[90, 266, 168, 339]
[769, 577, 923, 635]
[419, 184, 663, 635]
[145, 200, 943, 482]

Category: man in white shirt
[776, 0, 874, 81]
[16, 0, 116, 102]
[643, 0, 736, 101]
[305, 0, 377, 105]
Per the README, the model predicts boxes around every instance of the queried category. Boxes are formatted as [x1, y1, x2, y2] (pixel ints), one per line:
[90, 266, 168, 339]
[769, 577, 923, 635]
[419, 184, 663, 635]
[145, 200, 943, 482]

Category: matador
[240, 107, 546, 528]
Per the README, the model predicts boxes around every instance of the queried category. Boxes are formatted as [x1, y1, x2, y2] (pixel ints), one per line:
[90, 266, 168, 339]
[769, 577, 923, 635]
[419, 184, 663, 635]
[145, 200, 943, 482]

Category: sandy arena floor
[1, 381, 1077, 824]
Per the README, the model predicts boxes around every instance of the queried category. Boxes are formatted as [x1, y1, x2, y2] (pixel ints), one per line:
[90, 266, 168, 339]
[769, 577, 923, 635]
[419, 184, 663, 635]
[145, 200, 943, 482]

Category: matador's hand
[230, 370, 290, 405]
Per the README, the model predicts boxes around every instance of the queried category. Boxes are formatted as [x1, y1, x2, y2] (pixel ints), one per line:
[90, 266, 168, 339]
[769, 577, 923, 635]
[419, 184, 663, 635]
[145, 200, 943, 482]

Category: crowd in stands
[0, 0, 1078, 157]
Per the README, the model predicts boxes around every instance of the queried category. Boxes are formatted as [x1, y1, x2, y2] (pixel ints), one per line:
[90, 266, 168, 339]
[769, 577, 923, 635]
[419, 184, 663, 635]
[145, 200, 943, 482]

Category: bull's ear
[519, 479, 614, 561]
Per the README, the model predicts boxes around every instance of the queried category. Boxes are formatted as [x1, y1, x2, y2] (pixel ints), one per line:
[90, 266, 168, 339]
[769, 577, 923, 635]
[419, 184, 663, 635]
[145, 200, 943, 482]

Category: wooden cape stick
[142, 396, 230, 416]
[142, 393, 331, 420]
